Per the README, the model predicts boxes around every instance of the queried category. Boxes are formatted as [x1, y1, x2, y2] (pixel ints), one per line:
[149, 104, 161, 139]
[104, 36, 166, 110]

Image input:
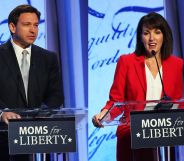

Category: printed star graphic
[136, 132, 141, 137]
[68, 138, 72, 142]
[14, 139, 18, 144]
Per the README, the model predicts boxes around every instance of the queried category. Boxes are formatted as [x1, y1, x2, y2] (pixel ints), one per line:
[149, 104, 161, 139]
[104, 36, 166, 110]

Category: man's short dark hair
[8, 4, 41, 25]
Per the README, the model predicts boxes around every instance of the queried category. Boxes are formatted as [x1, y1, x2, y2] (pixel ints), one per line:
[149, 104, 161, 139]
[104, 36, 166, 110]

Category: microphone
[151, 50, 173, 110]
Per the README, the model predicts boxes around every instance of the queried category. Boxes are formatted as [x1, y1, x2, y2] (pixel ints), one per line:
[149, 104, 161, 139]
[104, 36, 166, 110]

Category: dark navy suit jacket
[0, 40, 63, 109]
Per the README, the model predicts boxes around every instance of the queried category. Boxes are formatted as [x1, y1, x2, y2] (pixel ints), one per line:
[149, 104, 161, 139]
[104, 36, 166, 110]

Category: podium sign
[8, 117, 76, 154]
[130, 109, 184, 149]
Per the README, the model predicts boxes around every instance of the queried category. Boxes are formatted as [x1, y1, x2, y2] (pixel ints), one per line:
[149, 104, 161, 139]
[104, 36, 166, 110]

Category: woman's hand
[92, 109, 108, 128]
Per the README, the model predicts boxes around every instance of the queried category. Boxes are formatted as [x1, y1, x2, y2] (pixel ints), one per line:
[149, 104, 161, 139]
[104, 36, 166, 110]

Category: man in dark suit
[0, 4, 63, 161]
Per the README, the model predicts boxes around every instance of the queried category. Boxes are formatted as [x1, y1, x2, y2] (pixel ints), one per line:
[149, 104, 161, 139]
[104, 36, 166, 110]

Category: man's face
[9, 12, 39, 48]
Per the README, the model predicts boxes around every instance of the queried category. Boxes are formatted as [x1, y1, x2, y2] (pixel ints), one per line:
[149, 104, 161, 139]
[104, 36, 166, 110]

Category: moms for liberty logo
[9, 118, 76, 154]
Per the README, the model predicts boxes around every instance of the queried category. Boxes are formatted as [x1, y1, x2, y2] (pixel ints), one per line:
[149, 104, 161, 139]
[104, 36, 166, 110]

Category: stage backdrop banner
[88, 0, 164, 161]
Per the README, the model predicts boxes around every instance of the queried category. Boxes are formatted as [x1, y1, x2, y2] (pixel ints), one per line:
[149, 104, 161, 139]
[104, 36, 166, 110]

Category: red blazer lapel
[158, 56, 181, 99]
[134, 55, 147, 95]
[162, 58, 171, 98]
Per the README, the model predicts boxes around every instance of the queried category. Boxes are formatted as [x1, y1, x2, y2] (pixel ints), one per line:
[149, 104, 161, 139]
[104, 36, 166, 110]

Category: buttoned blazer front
[103, 52, 183, 137]
[0, 40, 63, 109]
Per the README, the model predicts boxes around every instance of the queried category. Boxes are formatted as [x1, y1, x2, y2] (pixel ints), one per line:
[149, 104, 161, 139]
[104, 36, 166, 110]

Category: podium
[0, 107, 88, 161]
[100, 99, 184, 161]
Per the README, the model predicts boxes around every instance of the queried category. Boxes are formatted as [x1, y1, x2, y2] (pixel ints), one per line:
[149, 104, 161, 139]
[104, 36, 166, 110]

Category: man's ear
[9, 22, 16, 34]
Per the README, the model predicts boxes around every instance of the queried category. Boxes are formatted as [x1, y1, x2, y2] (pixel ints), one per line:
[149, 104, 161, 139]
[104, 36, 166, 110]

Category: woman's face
[141, 26, 163, 56]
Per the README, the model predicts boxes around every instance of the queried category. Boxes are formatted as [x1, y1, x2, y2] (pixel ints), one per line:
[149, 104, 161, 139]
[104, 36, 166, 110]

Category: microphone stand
[151, 50, 173, 110]
[152, 50, 173, 161]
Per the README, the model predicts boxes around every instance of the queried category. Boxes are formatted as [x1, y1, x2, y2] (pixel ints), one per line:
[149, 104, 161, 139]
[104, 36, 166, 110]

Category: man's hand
[1, 112, 21, 124]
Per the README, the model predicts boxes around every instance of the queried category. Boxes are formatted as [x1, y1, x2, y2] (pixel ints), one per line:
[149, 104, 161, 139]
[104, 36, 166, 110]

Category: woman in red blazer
[92, 12, 183, 161]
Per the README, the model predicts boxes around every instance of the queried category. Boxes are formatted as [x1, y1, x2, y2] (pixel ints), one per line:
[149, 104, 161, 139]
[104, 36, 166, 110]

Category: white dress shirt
[11, 38, 31, 69]
[145, 64, 162, 109]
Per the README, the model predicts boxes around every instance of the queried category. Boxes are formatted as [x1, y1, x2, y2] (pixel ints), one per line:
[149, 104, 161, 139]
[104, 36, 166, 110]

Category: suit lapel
[27, 46, 39, 106]
[2, 41, 27, 104]
[134, 55, 146, 95]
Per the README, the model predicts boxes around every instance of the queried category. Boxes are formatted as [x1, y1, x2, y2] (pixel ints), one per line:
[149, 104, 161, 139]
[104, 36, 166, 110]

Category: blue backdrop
[88, 0, 184, 161]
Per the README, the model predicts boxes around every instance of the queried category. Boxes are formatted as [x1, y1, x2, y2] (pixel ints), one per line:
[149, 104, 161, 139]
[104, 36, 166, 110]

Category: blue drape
[45, 0, 87, 108]
[164, 1, 184, 160]
[176, 0, 184, 59]
[45, 0, 88, 161]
